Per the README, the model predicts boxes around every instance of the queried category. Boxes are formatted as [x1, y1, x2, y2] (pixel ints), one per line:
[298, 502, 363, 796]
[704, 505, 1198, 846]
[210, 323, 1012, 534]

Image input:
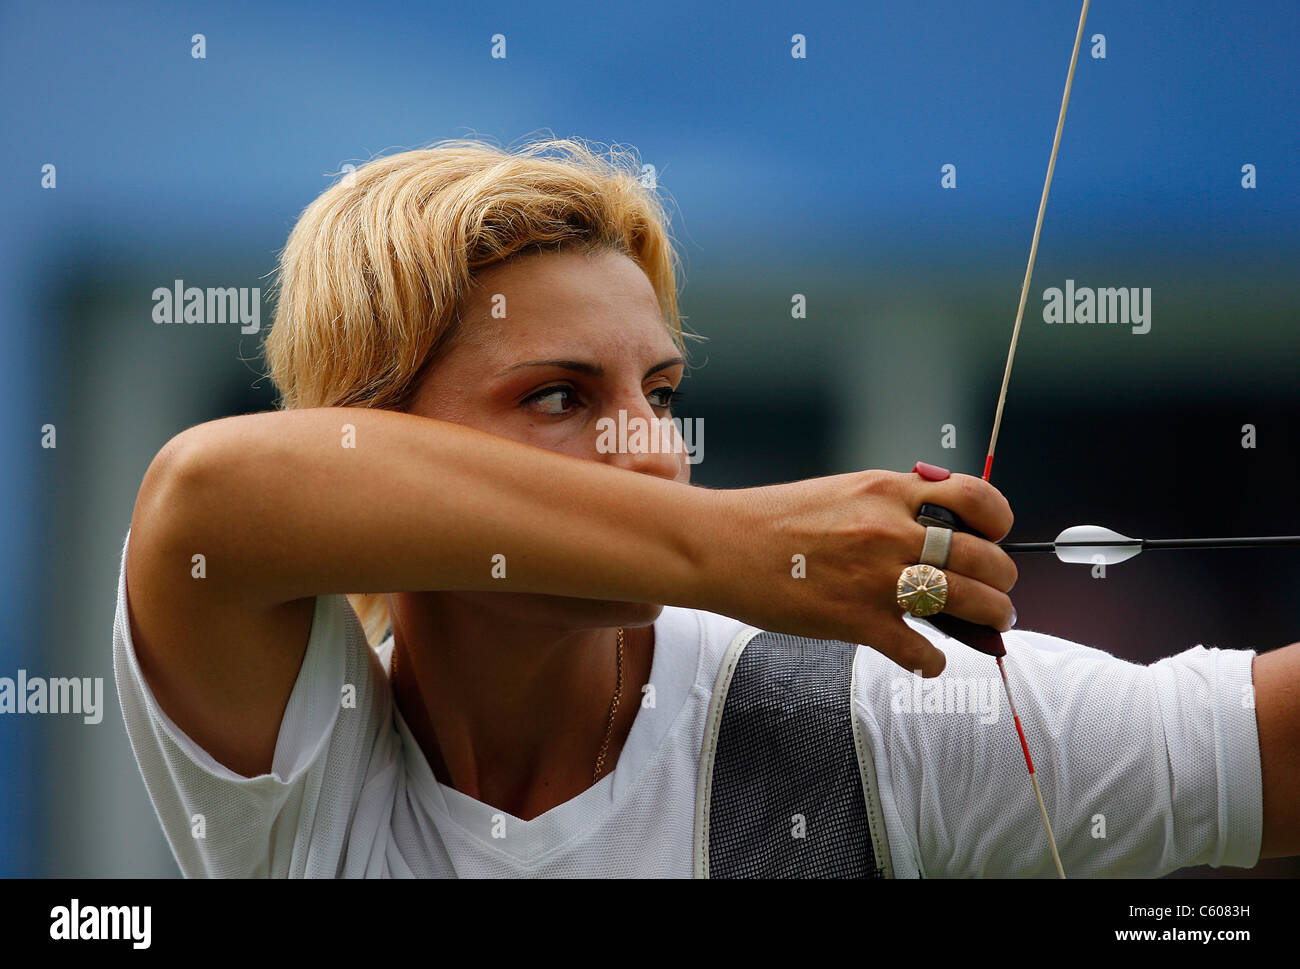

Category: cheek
[421, 398, 476, 426]
[514, 416, 598, 456]
[404, 376, 476, 425]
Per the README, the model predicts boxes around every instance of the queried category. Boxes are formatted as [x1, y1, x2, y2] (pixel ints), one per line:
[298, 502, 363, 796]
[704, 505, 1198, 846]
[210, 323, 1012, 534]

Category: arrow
[1002, 526, 1300, 565]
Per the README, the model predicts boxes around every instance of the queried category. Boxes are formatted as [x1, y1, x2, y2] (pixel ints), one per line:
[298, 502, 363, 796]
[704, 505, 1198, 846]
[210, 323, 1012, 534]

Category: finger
[910, 525, 1018, 593]
[908, 473, 1014, 542]
[870, 617, 948, 678]
[930, 571, 1015, 632]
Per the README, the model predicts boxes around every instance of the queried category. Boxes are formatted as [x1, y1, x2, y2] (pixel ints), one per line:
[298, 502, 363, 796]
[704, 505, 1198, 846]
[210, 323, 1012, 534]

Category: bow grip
[915, 503, 1006, 658]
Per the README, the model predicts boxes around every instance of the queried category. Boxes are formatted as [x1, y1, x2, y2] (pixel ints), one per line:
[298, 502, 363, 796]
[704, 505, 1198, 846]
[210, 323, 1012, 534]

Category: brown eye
[649, 386, 683, 409]
[523, 385, 578, 415]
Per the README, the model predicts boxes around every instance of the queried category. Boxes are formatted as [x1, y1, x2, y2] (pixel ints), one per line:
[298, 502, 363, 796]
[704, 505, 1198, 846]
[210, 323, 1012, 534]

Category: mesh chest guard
[693, 629, 894, 878]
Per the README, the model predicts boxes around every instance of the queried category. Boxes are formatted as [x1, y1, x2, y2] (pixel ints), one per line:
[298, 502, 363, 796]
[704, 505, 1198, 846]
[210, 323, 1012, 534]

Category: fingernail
[913, 461, 951, 481]
[1009, 608, 1018, 628]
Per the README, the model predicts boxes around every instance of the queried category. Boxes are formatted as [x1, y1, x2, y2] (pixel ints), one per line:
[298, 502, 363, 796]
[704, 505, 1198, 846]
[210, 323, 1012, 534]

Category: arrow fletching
[1051, 525, 1142, 565]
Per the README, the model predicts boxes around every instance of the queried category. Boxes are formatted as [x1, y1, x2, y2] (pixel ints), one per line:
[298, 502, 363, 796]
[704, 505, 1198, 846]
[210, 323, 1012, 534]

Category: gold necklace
[592, 627, 625, 783]
[391, 628, 626, 785]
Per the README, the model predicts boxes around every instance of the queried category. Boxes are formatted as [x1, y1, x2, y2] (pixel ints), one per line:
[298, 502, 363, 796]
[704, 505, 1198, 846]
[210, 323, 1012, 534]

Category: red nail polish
[913, 461, 951, 481]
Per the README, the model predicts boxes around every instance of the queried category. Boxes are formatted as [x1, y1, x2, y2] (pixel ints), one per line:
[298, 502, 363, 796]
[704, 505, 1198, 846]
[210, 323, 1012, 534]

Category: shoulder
[652, 606, 753, 697]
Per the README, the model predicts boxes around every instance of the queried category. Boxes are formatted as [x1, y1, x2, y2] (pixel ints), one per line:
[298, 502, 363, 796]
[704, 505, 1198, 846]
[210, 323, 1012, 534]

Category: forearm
[142, 407, 736, 611]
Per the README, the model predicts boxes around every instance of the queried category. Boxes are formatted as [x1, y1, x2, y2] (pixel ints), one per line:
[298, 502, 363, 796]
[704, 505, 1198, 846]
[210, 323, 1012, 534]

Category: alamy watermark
[50, 899, 150, 949]
[151, 279, 261, 334]
[1043, 279, 1151, 334]
[890, 671, 1000, 725]
[595, 410, 703, 465]
[0, 670, 103, 724]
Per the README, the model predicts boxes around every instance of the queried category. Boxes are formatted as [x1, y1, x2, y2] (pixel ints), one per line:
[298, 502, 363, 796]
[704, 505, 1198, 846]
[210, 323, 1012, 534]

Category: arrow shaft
[1142, 536, 1300, 550]
[1001, 535, 1300, 554]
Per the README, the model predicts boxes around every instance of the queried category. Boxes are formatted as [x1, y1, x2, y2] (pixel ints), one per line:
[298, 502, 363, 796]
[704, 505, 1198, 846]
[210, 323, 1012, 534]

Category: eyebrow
[497, 356, 686, 379]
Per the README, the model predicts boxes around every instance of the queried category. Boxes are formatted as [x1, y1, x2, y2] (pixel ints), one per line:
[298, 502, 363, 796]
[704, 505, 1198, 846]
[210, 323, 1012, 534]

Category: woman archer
[113, 137, 1300, 877]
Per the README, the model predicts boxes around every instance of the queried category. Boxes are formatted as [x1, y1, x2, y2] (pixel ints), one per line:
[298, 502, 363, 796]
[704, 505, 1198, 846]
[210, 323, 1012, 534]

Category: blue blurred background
[1, 0, 1297, 876]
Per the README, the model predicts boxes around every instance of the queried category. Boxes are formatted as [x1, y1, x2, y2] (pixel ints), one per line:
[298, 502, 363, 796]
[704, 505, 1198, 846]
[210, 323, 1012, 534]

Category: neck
[387, 592, 652, 821]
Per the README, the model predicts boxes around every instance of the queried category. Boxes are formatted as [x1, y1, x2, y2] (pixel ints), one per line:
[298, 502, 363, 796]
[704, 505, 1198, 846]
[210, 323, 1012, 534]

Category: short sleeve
[111, 530, 397, 877]
[854, 619, 1263, 878]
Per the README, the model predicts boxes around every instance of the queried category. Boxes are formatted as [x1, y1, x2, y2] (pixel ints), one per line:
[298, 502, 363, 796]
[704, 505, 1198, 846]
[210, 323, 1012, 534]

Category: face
[404, 245, 689, 629]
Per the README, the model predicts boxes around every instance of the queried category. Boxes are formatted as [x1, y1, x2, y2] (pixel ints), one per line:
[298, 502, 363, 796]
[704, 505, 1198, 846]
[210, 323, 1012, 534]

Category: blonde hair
[264, 137, 686, 645]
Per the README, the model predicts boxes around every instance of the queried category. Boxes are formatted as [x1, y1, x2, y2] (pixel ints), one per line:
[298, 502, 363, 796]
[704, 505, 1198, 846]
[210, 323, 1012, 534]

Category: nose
[597, 397, 688, 482]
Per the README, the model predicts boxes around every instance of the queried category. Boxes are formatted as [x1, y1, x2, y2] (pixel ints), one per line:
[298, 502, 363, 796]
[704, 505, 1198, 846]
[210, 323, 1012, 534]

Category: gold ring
[896, 564, 949, 617]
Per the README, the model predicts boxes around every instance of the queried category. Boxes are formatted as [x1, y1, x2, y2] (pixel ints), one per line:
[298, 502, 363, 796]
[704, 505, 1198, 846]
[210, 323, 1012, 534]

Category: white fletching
[1053, 525, 1142, 565]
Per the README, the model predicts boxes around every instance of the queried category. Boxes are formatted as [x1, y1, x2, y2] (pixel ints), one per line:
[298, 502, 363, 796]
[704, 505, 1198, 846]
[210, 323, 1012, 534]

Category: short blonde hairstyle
[264, 137, 686, 645]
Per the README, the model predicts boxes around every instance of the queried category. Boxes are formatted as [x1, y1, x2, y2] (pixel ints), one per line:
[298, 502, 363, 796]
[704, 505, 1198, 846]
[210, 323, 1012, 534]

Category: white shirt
[111, 531, 1263, 877]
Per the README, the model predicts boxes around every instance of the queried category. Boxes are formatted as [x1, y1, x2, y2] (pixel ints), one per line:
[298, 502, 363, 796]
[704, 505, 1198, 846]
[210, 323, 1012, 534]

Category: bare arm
[1254, 644, 1300, 858]
[134, 408, 722, 611]
[127, 408, 724, 776]
[127, 407, 1017, 776]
